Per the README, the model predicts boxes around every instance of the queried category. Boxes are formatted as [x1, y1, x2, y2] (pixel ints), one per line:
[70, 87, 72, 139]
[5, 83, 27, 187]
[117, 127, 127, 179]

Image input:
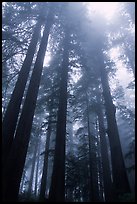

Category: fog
[2, 2, 135, 202]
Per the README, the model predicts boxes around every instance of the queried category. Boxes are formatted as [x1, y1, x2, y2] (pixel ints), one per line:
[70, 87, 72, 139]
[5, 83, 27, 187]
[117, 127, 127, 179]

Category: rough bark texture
[98, 51, 131, 197]
[49, 29, 69, 202]
[2, 19, 42, 164]
[3, 10, 53, 202]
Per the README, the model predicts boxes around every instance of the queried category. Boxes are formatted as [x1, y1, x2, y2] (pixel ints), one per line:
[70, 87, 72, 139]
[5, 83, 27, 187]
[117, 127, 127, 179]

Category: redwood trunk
[27, 137, 39, 198]
[34, 136, 41, 197]
[86, 94, 100, 202]
[39, 117, 52, 201]
[3, 10, 53, 202]
[2, 19, 42, 163]
[96, 93, 114, 202]
[49, 30, 69, 202]
[98, 51, 131, 196]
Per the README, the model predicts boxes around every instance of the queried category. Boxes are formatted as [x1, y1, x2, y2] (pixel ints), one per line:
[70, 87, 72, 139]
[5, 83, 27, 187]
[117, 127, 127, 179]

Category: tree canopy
[2, 2, 135, 202]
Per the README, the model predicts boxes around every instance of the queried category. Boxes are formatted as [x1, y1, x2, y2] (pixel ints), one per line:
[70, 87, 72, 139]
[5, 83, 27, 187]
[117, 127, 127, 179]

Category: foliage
[2, 2, 135, 202]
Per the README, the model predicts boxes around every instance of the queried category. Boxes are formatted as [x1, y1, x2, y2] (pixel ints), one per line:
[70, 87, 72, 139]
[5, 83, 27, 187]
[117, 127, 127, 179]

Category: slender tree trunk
[86, 95, 100, 202]
[97, 51, 131, 197]
[2, 19, 42, 163]
[96, 93, 114, 202]
[34, 136, 41, 197]
[96, 148, 104, 202]
[27, 137, 39, 199]
[19, 169, 26, 195]
[3, 9, 54, 202]
[94, 119, 104, 202]
[49, 29, 69, 202]
[87, 115, 96, 202]
[39, 116, 52, 201]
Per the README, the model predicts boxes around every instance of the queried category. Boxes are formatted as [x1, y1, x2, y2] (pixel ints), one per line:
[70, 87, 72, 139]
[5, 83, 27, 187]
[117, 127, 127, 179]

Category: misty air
[2, 2, 135, 202]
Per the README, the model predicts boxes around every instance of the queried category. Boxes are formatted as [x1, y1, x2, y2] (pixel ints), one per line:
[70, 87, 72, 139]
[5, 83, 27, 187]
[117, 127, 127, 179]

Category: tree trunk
[34, 136, 41, 197]
[2, 19, 42, 164]
[49, 29, 69, 202]
[3, 9, 53, 202]
[39, 115, 52, 201]
[97, 51, 131, 197]
[86, 94, 100, 202]
[19, 169, 26, 195]
[27, 137, 39, 199]
[96, 93, 114, 202]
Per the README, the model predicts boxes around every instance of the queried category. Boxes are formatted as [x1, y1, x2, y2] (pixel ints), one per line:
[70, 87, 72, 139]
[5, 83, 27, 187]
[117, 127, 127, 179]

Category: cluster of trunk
[2, 19, 43, 165]
[2, 6, 54, 201]
[49, 27, 70, 202]
[97, 51, 131, 197]
[2, 3, 132, 202]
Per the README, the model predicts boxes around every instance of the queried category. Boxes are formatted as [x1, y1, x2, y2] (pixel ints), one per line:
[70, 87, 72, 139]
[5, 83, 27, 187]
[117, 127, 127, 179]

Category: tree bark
[3, 9, 53, 202]
[27, 137, 39, 199]
[39, 115, 52, 201]
[2, 19, 42, 164]
[97, 51, 131, 197]
[34, 136, 41, 197]
[19, 169, 26, 195]
[86, 93, 100, 202]
[96, 93, 114, 202]
[49, 29, 69, 202]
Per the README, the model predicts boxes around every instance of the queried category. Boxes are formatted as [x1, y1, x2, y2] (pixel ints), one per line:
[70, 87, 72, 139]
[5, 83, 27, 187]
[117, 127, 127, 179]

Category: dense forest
[2, 2, 135, 202]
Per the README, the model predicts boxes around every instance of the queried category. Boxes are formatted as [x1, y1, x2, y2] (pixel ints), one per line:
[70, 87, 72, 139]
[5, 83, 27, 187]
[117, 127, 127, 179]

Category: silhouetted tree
[97, 50, 131, 197]
[2, 18, 42, 165]
[49, 27, 70, 202]
[3, 4, 54, 201]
